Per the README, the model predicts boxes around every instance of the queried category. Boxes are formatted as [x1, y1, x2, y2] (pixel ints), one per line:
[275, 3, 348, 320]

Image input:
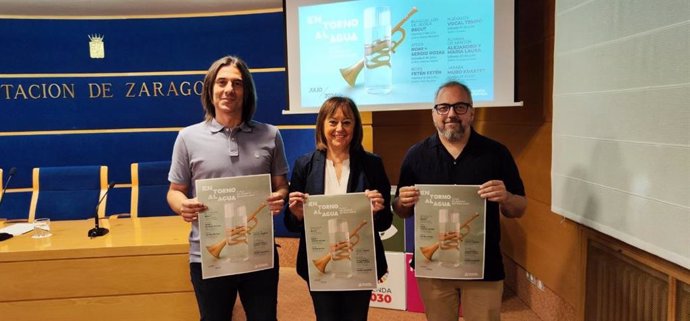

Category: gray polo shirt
[168, 118, 289, 263]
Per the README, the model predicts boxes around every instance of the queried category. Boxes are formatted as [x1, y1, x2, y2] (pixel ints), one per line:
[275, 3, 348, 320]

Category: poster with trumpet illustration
[195, 174, 274, 279]
[414, 184, 486, 279]
[304, 193, 377, 291]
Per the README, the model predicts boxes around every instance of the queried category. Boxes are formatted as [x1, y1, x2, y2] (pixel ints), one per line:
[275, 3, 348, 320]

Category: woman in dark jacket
[284, 96, 393, 321]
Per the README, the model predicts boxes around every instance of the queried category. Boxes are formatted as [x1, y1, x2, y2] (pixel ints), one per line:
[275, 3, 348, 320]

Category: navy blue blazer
[284, 149, 393, 283]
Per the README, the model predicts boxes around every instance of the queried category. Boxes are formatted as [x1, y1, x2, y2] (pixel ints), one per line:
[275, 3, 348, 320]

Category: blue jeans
[189, 249, 279, 321]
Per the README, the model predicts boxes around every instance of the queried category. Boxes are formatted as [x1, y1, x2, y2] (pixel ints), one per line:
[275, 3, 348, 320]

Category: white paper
[0, 223, 34, 236]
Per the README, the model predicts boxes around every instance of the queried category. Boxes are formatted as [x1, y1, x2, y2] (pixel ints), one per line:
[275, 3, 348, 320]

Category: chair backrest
[130, 161, 174, 218]
[0, 168, 3, 206]
[29, 165, 109, 222]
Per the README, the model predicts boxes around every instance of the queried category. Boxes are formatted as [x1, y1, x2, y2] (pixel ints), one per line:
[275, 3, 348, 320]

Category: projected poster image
[298, 0, 494, 108]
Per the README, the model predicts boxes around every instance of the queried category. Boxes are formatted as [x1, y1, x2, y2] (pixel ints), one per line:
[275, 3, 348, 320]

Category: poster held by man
[196, 174, 274, 279]
[414, 184, 486, 279]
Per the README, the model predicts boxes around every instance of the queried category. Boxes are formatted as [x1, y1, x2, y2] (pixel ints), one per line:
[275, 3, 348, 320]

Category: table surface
[0, 216, 191, 262]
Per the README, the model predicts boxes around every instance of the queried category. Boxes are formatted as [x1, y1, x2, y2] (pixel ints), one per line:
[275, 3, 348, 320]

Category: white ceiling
[0, 0, 283, 17]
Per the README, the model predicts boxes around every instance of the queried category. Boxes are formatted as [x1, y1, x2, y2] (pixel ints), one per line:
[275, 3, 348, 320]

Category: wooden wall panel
[677, 281, 690, 321]
[372, 110, 435, 184]
[585, 240, 669, 321]
[0, 292, 198, 321]
[501, 200, 581, 306]
[472, 122, 551, 204]
[0, 254, 190, 302]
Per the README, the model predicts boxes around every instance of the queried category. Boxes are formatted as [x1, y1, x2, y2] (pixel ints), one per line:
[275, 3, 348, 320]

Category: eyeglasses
[433, 102, 472, 115]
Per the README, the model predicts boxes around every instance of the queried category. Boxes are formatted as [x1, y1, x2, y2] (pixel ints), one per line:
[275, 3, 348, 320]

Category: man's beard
[438, 120, 466, 142]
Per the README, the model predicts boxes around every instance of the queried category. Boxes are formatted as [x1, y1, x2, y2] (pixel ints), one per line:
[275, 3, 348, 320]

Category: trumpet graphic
[419, 212, 480, 262]
[312, 219, 368, 275]
[206, 203, 265, 259]
[340, 7, 418, 87]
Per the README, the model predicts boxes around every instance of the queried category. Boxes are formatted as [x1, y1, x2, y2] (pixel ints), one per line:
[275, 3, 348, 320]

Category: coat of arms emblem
[88, 34, 105, 59]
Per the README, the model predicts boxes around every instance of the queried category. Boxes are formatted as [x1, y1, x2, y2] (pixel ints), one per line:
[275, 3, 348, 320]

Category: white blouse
[324, 158, 350, 195]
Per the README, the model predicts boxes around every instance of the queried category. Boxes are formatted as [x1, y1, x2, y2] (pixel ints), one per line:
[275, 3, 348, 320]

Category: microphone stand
[87, 218, 109, 237]
[88, 182, 115, 238]
[0, 168, 17, 240]
[0, 167, 17, 209]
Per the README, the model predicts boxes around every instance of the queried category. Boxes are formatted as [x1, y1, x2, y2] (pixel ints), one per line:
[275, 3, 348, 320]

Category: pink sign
[405, 253, 425, 313]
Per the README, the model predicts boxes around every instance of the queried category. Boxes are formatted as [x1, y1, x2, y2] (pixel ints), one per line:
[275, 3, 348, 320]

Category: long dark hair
[200, 55, 257, 123]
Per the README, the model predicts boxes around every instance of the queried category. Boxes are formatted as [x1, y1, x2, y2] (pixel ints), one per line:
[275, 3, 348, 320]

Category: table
[0, 216, 198, 321]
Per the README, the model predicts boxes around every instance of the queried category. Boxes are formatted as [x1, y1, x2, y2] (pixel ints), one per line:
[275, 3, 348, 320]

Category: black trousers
[309, 289, 373, 321]
[190, 254, 279, 321]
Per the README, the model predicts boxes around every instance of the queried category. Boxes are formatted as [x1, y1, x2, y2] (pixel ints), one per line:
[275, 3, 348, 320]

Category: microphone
[88, 182, 116, 238]
[0, 167, 17, 209]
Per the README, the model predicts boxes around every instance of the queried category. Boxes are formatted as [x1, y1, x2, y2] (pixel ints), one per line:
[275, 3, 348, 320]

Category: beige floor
[231, 267, 543, 321]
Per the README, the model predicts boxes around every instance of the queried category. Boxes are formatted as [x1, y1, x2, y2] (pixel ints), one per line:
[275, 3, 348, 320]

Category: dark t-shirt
[396, 129, 525, 280]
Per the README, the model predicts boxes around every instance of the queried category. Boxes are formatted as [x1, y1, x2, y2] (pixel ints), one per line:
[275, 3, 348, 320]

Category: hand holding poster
[304, 193, 378, 291]
[414, 184, 486, 279]
[195, 174, 274, 279]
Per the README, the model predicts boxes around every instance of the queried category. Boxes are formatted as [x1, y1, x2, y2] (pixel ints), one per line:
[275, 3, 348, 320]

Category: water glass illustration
[328, 218, 353, 278]
[438, 210, 462, 267]
[363, 6, 392, 94]
[225, 203, 249, 262]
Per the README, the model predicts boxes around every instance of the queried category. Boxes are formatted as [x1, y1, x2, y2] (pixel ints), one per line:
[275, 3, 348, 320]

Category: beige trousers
[416, 278, 503, 321]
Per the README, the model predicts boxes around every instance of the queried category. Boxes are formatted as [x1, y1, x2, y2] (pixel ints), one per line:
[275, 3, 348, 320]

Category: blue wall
[0, 12, 316, 235]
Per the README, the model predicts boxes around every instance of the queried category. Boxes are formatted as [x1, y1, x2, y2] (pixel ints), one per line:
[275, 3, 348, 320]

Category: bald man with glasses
[393, 81, 527, 321]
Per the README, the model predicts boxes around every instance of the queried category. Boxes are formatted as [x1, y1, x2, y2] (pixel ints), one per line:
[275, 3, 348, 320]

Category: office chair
[29, 165, 109, 222]
[130, 161, 174, 218]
